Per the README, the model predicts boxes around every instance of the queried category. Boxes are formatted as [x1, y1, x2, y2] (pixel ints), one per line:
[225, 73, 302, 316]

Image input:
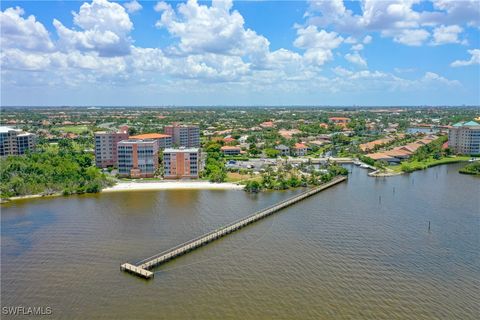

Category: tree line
[0, 140, 113, 198]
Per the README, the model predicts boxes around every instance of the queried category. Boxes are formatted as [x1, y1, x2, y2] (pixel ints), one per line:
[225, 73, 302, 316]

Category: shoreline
[1, 181, 244, 203]
[102, 181, 244, 192]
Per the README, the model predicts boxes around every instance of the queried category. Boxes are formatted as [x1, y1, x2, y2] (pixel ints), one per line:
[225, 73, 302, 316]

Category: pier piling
[121, 176, 347, 279]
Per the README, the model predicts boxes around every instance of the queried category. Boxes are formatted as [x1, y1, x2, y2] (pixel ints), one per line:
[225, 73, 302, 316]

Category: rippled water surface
[1, 164, 479, 319]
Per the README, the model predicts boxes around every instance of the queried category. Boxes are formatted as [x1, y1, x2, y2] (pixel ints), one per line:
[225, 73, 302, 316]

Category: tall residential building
[129, 133, 172, 149]
[0, 126, 36, 156]
[164, 123, 200, 148]
[117, 139, 159, 178]
[94, 129, 129, 168]
[163, 148, 201, 179]
[448, 121, 480, 155]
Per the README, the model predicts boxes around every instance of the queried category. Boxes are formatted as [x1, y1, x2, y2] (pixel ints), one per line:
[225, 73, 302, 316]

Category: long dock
[121, 176, 347, 279]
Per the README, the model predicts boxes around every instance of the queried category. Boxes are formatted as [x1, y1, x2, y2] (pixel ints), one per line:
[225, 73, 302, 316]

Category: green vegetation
[0, 140, 113, 198]
[244, 164, 348, 192]
[264, 148, 280, 158]
[394, 136, 464, 173]
[459, 161, 480, 175]
[53, 125, 90, 134]
[410, 136, 449, 161]
[399, 156, 470, 173]
[202, 141, 227, 183]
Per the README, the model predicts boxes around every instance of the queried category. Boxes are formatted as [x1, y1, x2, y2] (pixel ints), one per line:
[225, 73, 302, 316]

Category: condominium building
[164, 123, 200, 148]
[129, 133, 172, 149]
[94, 129, 129, 168]
[163, 148, 201, 179]
[448, 121, 480, 155]
[117, 139, 159, 178]
[0, 126, 36, 156]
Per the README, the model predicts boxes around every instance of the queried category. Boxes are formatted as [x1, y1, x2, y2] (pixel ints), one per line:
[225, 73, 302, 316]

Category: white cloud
[392, 29, 429, 46]
[351, 43, 364, 51]
[433, 0, 480, 27]
[124, 0, 142, 14]
[345, 52, 367, 67]
[363, 35, 372, 44]
[0, 1, 469, 101]
[154, 0, 269, 67]
[394, 67, 416, 73]
[431, 25, 464, 45]
[422, 71, 460, 86]
[451, 49, 480, 67]
[53, 0, 133, 57]
[344, 36, 357, 44]
[0, 7, 54, 52]
[305, 0, 474, 47]
[294, 26, 343, 65]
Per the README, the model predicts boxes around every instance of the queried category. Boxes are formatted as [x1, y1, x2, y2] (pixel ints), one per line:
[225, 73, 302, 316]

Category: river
[1, 164, 479, 319]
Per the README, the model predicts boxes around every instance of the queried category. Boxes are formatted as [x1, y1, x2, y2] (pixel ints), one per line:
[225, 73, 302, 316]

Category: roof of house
[260, 121, 274, 127]
[221, 145, 241, 150]
[399, 143, 423, 152]
[130, 133, 171, 139]
[275, 144, 290, 150]
[359, 137, 393, 151]
[384, 149, 411, 157]
[329, 117, 351, 121]
[366, 152, 396, 160]
[294, 143, 307, 149]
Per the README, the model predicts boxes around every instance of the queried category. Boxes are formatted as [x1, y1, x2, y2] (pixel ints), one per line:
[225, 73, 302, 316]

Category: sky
[1, 0, 479, 106]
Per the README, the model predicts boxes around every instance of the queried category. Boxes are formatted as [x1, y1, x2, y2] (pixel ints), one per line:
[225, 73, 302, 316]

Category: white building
[448, 121, 480, 155]
[0, 126, 36, 156]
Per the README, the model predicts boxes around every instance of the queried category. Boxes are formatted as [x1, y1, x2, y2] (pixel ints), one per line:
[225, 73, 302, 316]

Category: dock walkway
[121, 176, 347, 279]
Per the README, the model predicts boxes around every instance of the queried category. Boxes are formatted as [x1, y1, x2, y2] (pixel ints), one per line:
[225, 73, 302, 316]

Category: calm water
[1, 164, 479, 319]
[406, 127, 440, 134]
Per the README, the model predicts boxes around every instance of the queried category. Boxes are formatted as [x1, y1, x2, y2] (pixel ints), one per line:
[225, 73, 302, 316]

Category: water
[406, 127, 440, 134]
[1, 164, 479, 319]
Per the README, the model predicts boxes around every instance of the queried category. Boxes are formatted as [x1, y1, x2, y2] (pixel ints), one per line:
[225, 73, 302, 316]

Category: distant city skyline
[1, 0, 479, 106]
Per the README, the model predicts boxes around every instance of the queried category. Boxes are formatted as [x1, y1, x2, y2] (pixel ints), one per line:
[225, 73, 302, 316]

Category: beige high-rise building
[0, 126, 36, 156]
[164, 123, 200, 148]
[117, 139, 159, 178]
[163, 148, 201, 179]
[448, 121, 480, 155]
[94, 128, 129, 168]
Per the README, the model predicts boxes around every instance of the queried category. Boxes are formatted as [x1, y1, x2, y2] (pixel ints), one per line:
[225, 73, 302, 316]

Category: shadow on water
[1, 210, 57, 257]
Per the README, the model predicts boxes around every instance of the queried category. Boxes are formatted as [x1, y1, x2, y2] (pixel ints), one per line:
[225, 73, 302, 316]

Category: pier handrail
[135, 176, 346, 266]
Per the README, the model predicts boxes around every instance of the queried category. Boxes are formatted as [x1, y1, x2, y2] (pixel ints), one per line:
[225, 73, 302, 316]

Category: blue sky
[1, 0, 479, 106]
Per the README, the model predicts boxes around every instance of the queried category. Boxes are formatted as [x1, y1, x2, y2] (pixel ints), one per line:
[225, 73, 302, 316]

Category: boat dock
[121, 176, 347, 279]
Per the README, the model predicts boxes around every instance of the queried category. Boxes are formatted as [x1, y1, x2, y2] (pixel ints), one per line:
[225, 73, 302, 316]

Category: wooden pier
[121, 176, 347, 279]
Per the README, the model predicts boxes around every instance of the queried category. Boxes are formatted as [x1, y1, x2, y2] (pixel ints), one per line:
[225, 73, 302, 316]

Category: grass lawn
[389, 156, 470, 173]
[55, 125, 89, 134]
[226, 172, 261, 184]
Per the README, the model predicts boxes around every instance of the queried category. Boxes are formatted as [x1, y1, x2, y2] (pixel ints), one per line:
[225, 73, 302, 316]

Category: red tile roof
[221, 146, 241, 150]
[294, 143, 307, 149]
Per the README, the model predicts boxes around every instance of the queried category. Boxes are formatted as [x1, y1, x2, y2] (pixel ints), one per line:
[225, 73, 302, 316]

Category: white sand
[102, 181, 244, 192]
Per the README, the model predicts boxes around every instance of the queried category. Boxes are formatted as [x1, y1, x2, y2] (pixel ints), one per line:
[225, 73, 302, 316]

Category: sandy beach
[102, 181, 244, 192]
[1, 181, 244, 203]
